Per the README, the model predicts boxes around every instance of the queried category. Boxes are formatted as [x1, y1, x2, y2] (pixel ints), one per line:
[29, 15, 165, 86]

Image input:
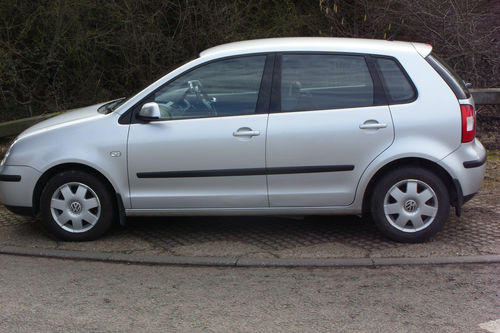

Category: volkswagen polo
[0, 38, 486, 242]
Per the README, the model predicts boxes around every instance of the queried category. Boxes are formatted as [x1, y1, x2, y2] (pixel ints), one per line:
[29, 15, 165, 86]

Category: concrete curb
[1, 245, 500, 267]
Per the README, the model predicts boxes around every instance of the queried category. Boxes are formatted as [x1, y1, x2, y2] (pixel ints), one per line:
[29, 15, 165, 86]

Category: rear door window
[280, 54, 374, 112]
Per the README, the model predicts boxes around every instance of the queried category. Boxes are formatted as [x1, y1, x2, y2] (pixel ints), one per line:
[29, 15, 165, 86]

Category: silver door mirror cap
[137, 102, 161, 121]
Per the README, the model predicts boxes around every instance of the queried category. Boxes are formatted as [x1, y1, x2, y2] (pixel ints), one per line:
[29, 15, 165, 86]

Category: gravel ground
[0, 255, 499, 333]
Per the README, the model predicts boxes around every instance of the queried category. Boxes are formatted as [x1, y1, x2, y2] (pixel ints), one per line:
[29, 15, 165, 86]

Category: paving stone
[0, 158, 498, 259]
[170, 241, 271, 258]
[56, 232, 157, 254]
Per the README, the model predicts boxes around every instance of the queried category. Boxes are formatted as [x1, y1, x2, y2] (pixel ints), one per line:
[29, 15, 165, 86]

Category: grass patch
[487, 150, 499, 159]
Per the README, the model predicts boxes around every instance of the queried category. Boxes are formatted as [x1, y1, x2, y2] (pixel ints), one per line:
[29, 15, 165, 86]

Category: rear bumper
[451, 177, 478, 217]
[463, 154, 487, 169]
[463, 192, 477, 204]
[0, 165, 40, 209]
[440, 139, 486, 214]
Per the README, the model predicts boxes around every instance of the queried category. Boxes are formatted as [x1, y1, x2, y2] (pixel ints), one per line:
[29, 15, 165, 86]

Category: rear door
[266, 53, 394, 207]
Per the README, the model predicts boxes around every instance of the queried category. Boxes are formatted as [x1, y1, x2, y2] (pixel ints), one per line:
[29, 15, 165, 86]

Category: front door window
[148, 56, 266, 120]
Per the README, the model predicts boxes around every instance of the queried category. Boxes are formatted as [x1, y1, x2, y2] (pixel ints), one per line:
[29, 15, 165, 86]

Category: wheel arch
[32, 163, 120, 215]
[361, 157, 459, 217]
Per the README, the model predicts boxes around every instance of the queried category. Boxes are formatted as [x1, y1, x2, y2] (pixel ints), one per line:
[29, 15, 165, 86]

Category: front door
[127, 55, 270, 209]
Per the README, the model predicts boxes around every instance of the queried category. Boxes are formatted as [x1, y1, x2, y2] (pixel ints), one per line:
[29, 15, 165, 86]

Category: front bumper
[0, 165, 41, 210]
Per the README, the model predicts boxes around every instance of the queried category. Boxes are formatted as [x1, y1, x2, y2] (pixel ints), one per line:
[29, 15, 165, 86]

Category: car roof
[199, 37, 432, 58]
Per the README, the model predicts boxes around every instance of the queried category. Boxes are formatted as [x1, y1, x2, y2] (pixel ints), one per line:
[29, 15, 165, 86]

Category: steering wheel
[188, 80, 217, 116]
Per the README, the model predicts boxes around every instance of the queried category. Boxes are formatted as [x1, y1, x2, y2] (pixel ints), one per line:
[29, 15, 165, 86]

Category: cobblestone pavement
[0, 155, 498, 259]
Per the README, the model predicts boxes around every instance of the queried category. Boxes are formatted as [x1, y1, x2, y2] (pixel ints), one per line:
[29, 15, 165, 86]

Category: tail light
[461, 104, 475, 143]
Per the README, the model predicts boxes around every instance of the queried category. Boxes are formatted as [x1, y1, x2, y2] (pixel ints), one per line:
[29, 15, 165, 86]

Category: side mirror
[137, 102, 161, 121]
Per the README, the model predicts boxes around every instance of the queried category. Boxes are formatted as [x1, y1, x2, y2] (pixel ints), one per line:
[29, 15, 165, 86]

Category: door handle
[359, 122, 387, 130]
[233, 129, 260, 137]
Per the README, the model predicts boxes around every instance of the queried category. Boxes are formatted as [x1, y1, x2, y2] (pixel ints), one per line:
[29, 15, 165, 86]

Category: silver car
[0, 38, 486, 242]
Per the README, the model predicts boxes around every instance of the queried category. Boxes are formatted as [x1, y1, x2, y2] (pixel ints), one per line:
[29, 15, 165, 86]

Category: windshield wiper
[97, 97, 126, 114]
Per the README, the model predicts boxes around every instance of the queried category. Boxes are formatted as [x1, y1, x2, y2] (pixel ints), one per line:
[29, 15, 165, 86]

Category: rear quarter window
[375, 57, 417, 104]
[425, 54, 471, 100]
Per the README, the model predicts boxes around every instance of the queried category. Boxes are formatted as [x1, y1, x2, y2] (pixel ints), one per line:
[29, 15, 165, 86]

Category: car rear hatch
[425, 54, 476, 143]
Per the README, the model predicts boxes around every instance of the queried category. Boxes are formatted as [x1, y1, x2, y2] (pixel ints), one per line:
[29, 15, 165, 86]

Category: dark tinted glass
[151, 56, 266, 120]
[375, 57, 416, 103]
[280, 54, 374, 112]
[426, 54, 470, 99]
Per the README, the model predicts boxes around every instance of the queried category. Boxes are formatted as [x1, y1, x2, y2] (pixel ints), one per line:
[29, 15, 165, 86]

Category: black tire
[370, 167, 450, 243]
[40, 170, 115, 241]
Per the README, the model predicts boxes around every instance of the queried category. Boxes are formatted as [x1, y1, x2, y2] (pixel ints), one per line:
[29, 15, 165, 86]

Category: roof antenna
[387, 25, 403, 41]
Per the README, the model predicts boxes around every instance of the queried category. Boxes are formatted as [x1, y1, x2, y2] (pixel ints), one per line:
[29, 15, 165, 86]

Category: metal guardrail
[0, 89, 497, 138]
[0, 113, 60, 138]
[470, 88, 500, 105]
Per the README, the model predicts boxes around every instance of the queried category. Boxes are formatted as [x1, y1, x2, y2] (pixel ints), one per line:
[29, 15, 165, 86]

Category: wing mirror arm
[136, 102, 161, 122]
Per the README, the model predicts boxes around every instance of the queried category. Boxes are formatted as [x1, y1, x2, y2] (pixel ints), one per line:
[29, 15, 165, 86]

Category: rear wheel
[40, 170, 115, 241]
[370, 167, 450, 242]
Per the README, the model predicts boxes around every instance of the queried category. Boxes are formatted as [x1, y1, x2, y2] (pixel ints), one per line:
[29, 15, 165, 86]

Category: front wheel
[40, 170, 115, 241]
[370, 167, 450, 243]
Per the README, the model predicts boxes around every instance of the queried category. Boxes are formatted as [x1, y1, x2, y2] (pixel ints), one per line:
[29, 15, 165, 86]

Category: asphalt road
[0, 255, 498, 332]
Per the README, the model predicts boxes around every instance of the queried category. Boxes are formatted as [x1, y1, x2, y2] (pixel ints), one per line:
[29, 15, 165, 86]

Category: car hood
[18, 102, 109, 139]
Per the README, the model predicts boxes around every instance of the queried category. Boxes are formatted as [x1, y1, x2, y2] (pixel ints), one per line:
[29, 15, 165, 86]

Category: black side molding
[0, 175, 21, 182]
[137, 165, 355, 179]
[463, 154, 487, 169]
[266, 165, 354, 175]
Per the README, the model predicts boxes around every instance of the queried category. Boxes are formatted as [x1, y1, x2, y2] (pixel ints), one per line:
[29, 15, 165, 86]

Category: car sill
[126, 207, 361, 216]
